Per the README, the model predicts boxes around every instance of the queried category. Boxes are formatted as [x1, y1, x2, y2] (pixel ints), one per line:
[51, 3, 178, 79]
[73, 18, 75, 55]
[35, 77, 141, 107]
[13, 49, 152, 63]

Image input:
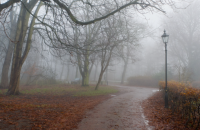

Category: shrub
[159, 80, 200, 129]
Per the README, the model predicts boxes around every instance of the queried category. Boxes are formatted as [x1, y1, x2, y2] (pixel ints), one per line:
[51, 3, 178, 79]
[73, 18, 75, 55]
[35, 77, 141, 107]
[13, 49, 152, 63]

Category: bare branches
[0, 0, 20, 12]
[53, 0, 140, 25]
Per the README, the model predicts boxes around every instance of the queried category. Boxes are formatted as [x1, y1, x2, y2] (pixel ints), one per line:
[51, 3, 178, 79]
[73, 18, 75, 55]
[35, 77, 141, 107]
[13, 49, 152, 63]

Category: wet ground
[75, 86, 158, 130]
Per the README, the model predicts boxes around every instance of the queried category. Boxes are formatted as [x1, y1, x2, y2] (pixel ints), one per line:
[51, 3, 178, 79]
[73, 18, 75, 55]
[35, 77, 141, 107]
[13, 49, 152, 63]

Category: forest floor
[0, 84, 118, 130]
[1, 85, 191, 130]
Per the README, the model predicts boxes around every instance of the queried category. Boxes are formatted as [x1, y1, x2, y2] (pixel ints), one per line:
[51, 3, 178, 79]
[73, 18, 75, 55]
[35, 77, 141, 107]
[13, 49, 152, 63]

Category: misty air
[0, 0, 199, 129]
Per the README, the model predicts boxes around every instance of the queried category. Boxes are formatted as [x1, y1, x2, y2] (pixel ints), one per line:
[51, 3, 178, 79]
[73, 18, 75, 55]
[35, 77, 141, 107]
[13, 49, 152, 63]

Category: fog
[0, 0, 199, 93]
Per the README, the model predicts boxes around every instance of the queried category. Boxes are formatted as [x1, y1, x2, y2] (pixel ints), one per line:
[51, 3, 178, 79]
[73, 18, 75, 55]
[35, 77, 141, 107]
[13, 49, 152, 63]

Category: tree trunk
[0, 42, 14, 88]
[75, 65, 79, 78]
[121, 59, 128, 84]
[95, 70, 104, 90]
[105, 67, 108, 85]
[66, 64, 70, 83]
[82, 51, 89, 86]
[59, 63, 64, 80]
[7, 65, 22, 95]
[7, 1, 41, 95]
[95, 47, 113, 90]
[94, 64, 98, 82]
[88, 61, 94, 77]
[82, 70, 89, 86]
[0, 8, 16, 88]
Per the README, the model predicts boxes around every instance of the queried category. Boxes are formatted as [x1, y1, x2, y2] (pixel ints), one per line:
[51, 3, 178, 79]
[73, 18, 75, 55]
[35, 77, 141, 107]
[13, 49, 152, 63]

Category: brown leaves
[142, 91, 199, 130]
[0, 89, 109, 129]
[159, 81, 200, 128]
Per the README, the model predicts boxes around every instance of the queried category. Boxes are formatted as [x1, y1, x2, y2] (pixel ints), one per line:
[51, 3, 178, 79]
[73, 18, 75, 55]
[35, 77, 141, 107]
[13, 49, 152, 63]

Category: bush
[159, 81, 200, 129]
[127, 76, 160, 87]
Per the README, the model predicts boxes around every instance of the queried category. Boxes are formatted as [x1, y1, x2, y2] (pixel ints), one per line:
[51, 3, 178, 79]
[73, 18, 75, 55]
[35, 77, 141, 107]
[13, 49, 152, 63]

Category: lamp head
[161, 30, 169, 44]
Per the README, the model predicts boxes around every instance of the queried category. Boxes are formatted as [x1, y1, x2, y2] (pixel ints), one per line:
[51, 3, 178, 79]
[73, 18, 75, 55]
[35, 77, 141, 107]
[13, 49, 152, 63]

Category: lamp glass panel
[162, 35, 169, 43]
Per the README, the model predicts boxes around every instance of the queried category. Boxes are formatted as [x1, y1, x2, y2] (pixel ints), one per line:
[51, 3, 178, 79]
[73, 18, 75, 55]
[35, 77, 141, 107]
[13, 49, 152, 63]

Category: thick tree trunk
[7, 1, 41, 95]
[0, 8, 16, 88]
[121, 60, 128, 84]
[7, 65, 22, 95]
[82, 68, 89, 86]
[0, 42, 14, 88]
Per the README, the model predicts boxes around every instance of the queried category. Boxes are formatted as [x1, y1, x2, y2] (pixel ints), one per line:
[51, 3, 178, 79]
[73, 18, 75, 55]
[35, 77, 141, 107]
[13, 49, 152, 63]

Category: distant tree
[95, 16, 130, 90]
[165, 0, 200, 81]
[117, 19, 145, 84]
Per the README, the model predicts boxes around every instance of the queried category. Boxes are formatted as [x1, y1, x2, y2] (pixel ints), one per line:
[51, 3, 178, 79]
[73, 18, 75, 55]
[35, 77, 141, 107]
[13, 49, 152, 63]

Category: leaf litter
[142, 91, 200, 130]
[0, 85, 111, 130]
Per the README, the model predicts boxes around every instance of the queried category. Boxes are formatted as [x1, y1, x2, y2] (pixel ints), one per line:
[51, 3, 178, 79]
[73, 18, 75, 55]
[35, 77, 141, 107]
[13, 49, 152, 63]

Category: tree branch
[53, 0, 143, 25]
[0, 0, 20, 12]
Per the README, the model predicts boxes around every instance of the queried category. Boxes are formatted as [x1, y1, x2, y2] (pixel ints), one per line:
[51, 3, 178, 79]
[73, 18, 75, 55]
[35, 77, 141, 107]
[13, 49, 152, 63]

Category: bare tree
[0, 0, 184, 18]
[0, 7, 18, 88]
[117, 19, 145, 84]
[95, 16, 130, 90]
[0, 0, 189, 95]
[7, 1, 43, 95]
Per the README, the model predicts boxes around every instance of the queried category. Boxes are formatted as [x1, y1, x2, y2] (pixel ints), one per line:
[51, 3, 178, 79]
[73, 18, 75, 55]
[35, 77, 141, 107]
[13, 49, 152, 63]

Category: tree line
[0, 0, 186, 95]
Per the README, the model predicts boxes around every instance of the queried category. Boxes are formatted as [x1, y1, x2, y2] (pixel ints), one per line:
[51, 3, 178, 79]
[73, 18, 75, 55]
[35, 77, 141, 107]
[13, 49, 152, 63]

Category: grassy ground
[0, 84, 118, 130]
[0, 85, 118, 96]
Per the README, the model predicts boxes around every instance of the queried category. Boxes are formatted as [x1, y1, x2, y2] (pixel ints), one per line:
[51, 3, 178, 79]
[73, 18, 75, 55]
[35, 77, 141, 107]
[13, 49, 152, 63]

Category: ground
[0, 85, 158, 130]
[0, 85, 116, 130]
[142, 91, 200, 130]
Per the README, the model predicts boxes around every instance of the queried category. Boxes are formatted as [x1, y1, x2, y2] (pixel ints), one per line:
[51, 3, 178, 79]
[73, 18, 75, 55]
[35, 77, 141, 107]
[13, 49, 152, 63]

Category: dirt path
[74, 86, 158, 130]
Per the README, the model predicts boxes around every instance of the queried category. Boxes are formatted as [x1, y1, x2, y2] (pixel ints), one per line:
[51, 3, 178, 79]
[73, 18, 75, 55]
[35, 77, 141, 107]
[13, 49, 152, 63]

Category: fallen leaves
[142, 91, 200, 130]
[0, 86, 110, 130]
[159, 81, 200, 128]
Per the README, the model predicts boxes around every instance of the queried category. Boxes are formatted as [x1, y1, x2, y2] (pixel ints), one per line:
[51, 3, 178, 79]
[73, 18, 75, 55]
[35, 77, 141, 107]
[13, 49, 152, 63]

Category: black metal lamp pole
[161, 30, 169, 108]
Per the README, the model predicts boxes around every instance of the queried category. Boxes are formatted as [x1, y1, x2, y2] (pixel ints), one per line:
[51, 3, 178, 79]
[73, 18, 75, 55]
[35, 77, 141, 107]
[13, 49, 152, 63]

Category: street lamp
[161, 30, 169, 108]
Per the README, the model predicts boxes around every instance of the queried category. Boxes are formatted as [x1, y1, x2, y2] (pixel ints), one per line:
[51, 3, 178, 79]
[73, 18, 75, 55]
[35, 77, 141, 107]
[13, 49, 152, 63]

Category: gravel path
[74, 86, 158, 130]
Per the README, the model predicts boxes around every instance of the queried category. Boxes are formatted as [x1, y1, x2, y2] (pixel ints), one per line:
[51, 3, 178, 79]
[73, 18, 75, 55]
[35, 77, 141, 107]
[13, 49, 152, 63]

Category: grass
[0, 85, 118, 97]
[73, 87, 118, 96]
[21, 87, 76, 95]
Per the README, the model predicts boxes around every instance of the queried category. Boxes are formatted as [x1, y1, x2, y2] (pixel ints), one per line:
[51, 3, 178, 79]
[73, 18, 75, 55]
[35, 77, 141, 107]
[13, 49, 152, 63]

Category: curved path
[75, 86, 157, 130]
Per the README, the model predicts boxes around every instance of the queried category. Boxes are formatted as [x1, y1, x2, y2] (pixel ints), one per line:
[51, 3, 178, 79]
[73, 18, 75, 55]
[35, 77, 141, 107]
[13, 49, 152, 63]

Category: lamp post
[161, 30, 169, 108]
